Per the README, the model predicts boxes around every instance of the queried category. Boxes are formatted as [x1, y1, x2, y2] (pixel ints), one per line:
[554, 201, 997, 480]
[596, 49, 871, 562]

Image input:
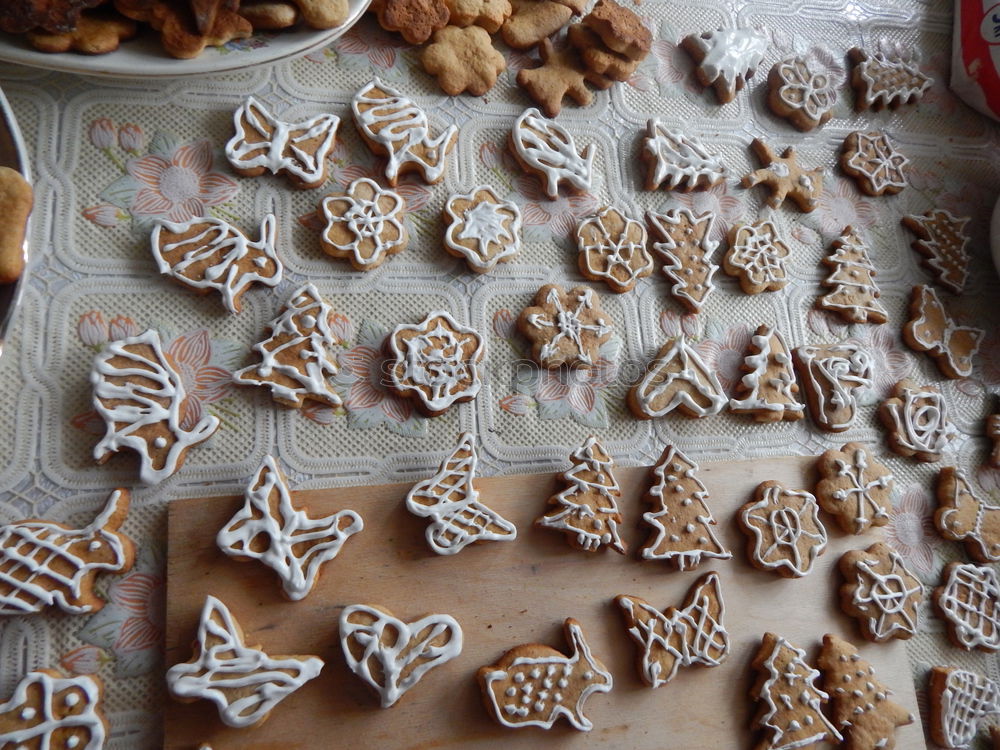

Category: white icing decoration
[686, 28, 768, 101]
[905, 284, 983, 379]
[846, 132, 908, 193]
[481, 619, 612, 731]
[632, 335, 727, 418]
[234, 283, 343, 408]
[849, 547, 922, 640]
[405, 432, 516, 555]
[166, 595, 323, 728]
[795, 343, 873, 432]
[819, 227, 888, 324]
[937, 468, 1000, 562]
[511, 108, 594, 200]
[647, 208, 719, 312]
[226, 97, 339, 186]
[730, 327, 804, 416]
[823, 446, 892, 532]
[902, 209, 970, 294]
[933, 668, 1000, 748]
[936, 563, 1000, 651]
[217, 455, 363, 600]
[773, 55, 837, 123]
[339, 604, 462, 708]
[528, 287, 611, 367]
[724, 221, 790, 292]
[882, 383, 957, 458]
[0, 672, 105, 750]
[443, 187, 521, 273]
[853, 50, 933, 110]
[351, 78, 458, 184]
[617, 573, 728, 688]
[320, 177, 407, 269]
[576, 206, 653, 293]
[642, 120, 725, 190]
[741, 484, 827, 577]
[150, 214, 282, 314]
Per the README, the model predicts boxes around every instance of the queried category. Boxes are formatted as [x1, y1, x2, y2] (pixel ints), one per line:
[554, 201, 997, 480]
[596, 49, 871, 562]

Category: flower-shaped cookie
[879, 379, 957, 462]
[839, 542, 922, 642]
[739, 480, 827, 578]
[443, 186, 521, 273]
[387, 311, 485, 416]
[767, 55, 837, 131]
[517, 284, 613, 369]
[320, 177, 408, 270]
[576, 206, 653, 293]
[422, 25, 507, 96]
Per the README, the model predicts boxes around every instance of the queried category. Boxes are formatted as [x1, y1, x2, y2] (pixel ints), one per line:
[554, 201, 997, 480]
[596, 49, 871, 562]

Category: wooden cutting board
[164, 453, 925, 749]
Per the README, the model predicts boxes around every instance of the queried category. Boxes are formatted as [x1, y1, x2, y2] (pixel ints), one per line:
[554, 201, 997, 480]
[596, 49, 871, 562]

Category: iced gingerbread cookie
[901, 209, 971, 295]
[150, 214, 281, 313]
[729, 325, 804, 422]
[816, 442, 893, 534]
[405, 432, 516, 555]
[0, 489, 135, 615]
[936, 467, 1000, 564]
[518, 284, 612, 369]
[817, 634, 914, 750]
[639, 444, 730, 569]
[681, 27, 768, 103]
[741, 138, 823, 212]
[371, 0, 448, 43]
[793, 343, 874, 432]
[422, 25, 507, 96]
[646, 208, 719, 313]
[576, 206, 653, 293]
[320, 177, 408, 270]
[445, 0, 512, 32]
[536, 436, 626, 554]
[640, 120, 725, 192]
[933, 562, 1000, 652]
[516, 38, 592, 118]
[340, 604, 462, 707]
[616, 572, 728, 688]
[167, 595, 323, 728]
[849, 48, 932, 111]
[817, 225, 888, 325]
[723, 220, 790, 295]
[928, 666, 1000, 749]
[443, 186, 521, 273]
[509, 108, 594, 200]
[879, 379, 957, 462]
[0, 165, 32, 284]
[217, 455, 363, 601]
[841, 131, 908, 196]
[767, 55, 837, 131]
[226, 97, 339, 189]
[478, 618, 612, 731]
[0, 670, 108, 750]
[903, 284, 983, 380]
[739, 480, 827, 578]
[234, 283, 344, 409]
[352, 79, 459, 186]
[628, 335, 727, 419]
[92, 329, 220, 485]
[839, 542, 922, 643]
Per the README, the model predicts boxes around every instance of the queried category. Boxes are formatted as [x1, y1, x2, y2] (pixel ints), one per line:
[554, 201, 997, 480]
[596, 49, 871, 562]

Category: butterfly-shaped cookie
[903, 284, 983, 379]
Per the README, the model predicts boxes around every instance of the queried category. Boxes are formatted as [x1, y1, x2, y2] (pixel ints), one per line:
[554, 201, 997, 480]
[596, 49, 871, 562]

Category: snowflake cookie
[739, 480, 827, 577]
[849, 48, 933, 111]
[628, 335, 727, 419]
[640, 119, 725, 191]
[936, 466, 1000, 564]
[928, 667, 1000, 749]
[320, 177, 408, 270]
[901, 209, 971, 295]
[817, 225, 889, 325]
[0, 670, 108, 750]
[723, 220, 790, 295]
[340, 604, 463, 707]
[729, 325, 804, 422]
[839, 541, 922, 642]
[933, 562, 1000, 652]
[903, 284, 983, 379]
[767, 55, 838, 131]
[841, 131, 908, 196]
[517, 284, 613, 369]
[681, 27, 768, 103]
[816, 442, 893, 534]
[386, 311, 485, 417]
[646, 208, 719, 313]
[509, 107, 594, 200]
[879, 379, 957, 462]
[443, 186, 521, 273]
[741, 138, 823, 212]
[793, 343, 874, 432]
[576, 206, 653, 293]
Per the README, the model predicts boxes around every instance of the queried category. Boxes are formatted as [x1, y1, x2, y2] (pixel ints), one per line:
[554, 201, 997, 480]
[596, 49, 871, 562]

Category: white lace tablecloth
[1, 1, 998, 746]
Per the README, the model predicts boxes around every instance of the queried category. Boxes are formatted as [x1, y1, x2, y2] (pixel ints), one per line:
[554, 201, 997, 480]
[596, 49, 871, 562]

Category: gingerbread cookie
[739, 480, 827, 578]
[445, 0, 511, 32]
[371, 0, 448, 43]
[901, 209, 971, 295]
[566, 23, 640, 86]
[1, 0, 104, 34]
[500, 0, 584, 50]
[387, 310, 485, 416]
[478, 618, 612, 731]
[581, 0, 651, 61]
[767, 55, 837, 131]
[793, 343, 874, 432]
[320, 177, 408, 270]
[741, 138, 823, 212]
[616, 572, 728, 688]
[839, 542, 922, 642]
[928, 666, 1000, 749]
[816, 443, 893, 534]
[817, 633, 914, 750]
[903, 284, 983, 379]
[352, 79, 459, 186]
[509, 107, 594, 200]
[518, 284, 612, 369]
[216, 455, 363, 601]
[405, 432, 517, 555]
[93, 329, 220, 485]
[933, 562, 1000, 652]
[0, 165, 32, 284]
[751, 633, 842, 749]
[640, 120, 725, 192]
[841, 131, 908, 196]
[639, 444, 730, 569]
[849, 47, 933, 111]
[340, 604, 462, 707]
[681, 27, 768, 103]
[150, 214, 282, 313]
[879, 380, 957, 462]
[628, 336, 727, 419]
[285, 0, 348, 29]
[729, 325, 805, 422]
[167, 595, 323, 727]
[536, 436, 626, 554]
[443, 186, 521, 273]
[114, 0, 252, 59]
[576, 206, 653, 293]
[422, 25, 507, 96]
[936, 467, 1000, 564]
[239, 2, 300, 30]
[516, 39, 592, 118]
[0, 489, 135, 615]
[226, 96, 339, 189]
[646, 208, 719, 313]
[818, 225, 888, 325]
[27, 9, 137, 54]
[990, 411, 1000, 468]
[0, 670, 107, 749]
[234, 283, 344, 409]
[723, 220, 790, 295]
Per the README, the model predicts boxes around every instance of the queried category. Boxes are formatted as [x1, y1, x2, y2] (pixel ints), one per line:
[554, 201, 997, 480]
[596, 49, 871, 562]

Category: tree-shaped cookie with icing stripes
[640, 120, 725, 191]
[627, 335, 727, 419]
[817, 226, 888, 324]
[901, 209, 971, 295]
[729, 325, 804, 422]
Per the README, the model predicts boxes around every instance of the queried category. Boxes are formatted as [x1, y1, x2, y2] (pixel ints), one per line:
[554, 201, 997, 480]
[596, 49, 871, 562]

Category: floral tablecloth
[0, 0, 998, 746]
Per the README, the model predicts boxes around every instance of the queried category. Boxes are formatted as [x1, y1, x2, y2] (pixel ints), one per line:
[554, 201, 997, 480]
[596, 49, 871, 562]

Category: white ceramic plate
[0, 0, 370, 78]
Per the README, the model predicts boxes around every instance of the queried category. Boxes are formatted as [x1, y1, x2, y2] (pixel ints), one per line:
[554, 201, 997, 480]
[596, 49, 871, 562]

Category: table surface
[0, 1, 997, 748]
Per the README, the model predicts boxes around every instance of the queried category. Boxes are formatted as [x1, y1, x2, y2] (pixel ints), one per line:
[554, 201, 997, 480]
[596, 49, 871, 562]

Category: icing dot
[65, 693, 80, 706]
[254, 257, 268, 267]
[88, 541, 101, 551]
[20, 708, 35, 720]
[67, 739, 80, 749]
[505, 687, 516, 697]
[154, 436, 167, 448]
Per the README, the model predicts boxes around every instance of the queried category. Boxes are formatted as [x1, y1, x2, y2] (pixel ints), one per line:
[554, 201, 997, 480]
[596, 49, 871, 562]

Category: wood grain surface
[165, 453, 925, 749]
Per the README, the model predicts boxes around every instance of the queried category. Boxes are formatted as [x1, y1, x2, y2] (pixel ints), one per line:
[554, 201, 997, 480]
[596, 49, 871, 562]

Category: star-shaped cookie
[741, 138, 823, 212]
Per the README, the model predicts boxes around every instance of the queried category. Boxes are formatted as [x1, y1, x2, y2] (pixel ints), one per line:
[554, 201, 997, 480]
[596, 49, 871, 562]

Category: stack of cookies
[566, 0, 651, 90]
